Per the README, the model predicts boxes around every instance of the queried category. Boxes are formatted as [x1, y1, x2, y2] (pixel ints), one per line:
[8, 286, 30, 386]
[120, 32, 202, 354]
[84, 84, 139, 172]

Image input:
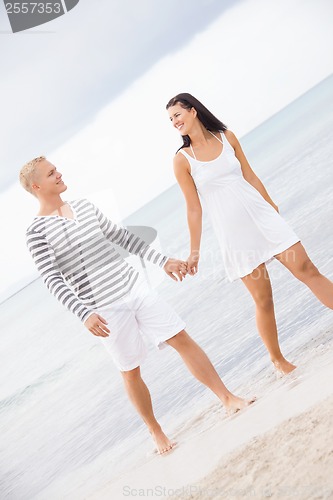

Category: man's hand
[187, 251, 200, 275]
[164, 258, 188, 281]
[84, 313, 110, 337]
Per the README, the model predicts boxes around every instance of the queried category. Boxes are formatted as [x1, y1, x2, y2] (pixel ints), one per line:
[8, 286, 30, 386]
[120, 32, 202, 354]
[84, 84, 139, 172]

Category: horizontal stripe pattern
[26, 199, 168, 322]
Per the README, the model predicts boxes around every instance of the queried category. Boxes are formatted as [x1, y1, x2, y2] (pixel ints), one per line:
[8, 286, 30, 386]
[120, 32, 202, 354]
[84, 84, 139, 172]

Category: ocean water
[1, 74, 333, 499]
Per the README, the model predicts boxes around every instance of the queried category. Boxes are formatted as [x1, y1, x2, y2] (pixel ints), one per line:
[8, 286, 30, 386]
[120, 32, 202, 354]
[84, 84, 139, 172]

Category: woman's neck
[188, 123, 212, 146]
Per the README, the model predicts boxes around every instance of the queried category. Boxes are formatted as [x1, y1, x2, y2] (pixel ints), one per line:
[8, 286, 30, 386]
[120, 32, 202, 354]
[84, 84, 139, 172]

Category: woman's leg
[275, 242, 333, 308]
[121, 366, 174, 454]
[166, 330, 254, 411]
[241, 263, 296, 374]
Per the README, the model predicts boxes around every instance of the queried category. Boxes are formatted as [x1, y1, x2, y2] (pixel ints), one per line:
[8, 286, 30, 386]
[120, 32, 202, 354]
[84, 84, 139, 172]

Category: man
[20, 156, 252, 454]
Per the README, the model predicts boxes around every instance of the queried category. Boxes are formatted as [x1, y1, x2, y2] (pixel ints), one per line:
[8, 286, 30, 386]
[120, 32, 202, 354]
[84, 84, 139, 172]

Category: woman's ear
[191, 107, 197, 118]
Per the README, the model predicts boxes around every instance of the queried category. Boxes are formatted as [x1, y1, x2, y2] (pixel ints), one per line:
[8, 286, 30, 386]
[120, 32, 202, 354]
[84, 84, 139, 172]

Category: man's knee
[166, 329, 188, 347]
[121, 366, 141, 382]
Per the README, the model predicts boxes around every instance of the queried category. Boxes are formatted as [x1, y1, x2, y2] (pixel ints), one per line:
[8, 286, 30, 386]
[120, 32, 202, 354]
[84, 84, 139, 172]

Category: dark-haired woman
[166, 93, 333, 375]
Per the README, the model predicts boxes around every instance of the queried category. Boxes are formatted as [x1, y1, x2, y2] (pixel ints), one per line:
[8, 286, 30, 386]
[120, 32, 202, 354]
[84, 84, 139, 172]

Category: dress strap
[189, 143, 197, 160]
[180, 131, 223, 161]
[207, 129, 223, 144]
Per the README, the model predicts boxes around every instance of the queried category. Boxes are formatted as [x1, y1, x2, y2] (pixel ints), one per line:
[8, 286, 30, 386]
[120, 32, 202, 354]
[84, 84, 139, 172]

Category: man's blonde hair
[19, 156, 46, 195]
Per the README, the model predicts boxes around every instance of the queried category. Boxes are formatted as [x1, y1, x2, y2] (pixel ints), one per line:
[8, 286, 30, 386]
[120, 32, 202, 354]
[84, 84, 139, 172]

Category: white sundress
[179, 131, 300, 281]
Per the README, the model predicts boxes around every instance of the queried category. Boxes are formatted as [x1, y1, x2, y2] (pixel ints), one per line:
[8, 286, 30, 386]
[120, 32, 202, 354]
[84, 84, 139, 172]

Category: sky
[0, 0, 240, 189]
[0, 0, 333, 299]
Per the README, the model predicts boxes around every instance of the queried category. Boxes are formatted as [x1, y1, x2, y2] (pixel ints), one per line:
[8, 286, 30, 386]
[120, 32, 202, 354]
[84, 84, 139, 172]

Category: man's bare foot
[273, 358, 297, 375]
[223, 394, 256, 415]
[150, 426, 176, 455]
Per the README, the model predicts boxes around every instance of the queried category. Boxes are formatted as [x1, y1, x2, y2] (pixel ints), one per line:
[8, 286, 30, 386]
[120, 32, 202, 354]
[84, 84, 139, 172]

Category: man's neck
[37, 196, 66, 216]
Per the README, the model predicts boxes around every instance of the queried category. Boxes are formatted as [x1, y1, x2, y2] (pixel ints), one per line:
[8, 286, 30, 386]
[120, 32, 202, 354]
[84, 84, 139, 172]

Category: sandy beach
[90, 340, 333, 500]
[185, 395, 333, 499]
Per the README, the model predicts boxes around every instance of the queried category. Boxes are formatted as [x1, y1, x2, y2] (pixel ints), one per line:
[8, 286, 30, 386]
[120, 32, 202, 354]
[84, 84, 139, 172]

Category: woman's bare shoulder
[223, 129, 239, 146]
[173, 149, 190, 170]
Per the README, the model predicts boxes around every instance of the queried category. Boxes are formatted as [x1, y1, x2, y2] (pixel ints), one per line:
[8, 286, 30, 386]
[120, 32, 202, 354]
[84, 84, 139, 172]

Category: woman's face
[168, 103, 196, 135]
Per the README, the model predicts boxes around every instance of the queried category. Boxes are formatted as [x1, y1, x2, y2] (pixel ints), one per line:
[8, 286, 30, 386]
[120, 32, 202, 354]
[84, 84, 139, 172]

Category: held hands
[164, 258, 188, 281]
[187, 251, 200, 275]
[84, 313, 110, 337]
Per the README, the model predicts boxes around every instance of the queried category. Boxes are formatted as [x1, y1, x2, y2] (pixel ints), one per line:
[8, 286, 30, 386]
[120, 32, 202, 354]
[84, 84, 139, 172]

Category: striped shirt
[26, 199, 168, 323]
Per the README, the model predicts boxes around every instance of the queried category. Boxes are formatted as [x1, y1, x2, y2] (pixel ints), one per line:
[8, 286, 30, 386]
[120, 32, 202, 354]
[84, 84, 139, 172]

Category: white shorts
[98, 279, 186, 371]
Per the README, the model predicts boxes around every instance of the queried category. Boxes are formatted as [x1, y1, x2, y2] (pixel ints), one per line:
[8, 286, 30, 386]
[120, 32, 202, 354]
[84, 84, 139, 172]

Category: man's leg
[121, 366, 175, 454]
[166, 330, 254, 411]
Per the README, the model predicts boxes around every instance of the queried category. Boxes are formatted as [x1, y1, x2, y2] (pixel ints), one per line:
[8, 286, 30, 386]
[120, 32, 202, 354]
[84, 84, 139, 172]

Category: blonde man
[20, 156, 253, 454]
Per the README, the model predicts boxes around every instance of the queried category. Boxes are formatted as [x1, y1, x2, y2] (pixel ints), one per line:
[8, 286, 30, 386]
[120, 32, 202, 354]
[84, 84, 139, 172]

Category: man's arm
[27, 229, 94, 323]
[92, 203, 168, 267]
[92, 203, 187, 280]
[27, 229, 111, 336]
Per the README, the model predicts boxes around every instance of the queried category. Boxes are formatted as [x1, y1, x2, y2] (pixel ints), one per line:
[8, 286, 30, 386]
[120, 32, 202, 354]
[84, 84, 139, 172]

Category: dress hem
[228, 238, 301, 282]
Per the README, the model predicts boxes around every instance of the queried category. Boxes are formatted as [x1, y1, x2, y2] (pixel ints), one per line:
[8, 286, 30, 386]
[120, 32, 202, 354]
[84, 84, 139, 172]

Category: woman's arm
[224, 130, 279, 212]
[173, 153, 202, 274]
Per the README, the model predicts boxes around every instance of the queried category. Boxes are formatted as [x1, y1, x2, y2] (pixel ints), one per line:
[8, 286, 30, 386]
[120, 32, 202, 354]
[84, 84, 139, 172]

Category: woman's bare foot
[273, 358, 297, 375]
[223, 394, 256, 415]
[150, 426, 176, 455]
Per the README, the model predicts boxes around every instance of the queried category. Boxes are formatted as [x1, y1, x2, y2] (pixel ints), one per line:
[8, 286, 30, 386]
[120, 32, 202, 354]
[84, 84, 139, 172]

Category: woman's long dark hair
[166, 93, 227, 151]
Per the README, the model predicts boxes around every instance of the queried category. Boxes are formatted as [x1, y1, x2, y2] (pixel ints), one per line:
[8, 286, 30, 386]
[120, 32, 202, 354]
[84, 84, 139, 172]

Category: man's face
[32, 159, 67, 196]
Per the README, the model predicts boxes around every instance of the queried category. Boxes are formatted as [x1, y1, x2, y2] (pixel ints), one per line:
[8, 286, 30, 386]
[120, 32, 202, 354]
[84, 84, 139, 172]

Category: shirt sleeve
[92, 203, 169, 268]
[26, 229, 94, 323]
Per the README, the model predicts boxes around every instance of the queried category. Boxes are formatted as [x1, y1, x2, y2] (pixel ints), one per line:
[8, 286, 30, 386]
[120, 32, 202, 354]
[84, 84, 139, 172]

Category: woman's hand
[187, 251, 200, 275]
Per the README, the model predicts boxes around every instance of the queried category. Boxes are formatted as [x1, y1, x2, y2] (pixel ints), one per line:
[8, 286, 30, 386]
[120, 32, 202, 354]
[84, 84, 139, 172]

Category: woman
[166, 93, 333, 374]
